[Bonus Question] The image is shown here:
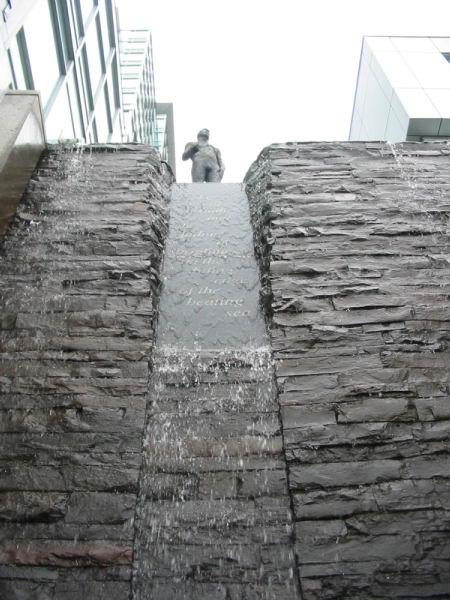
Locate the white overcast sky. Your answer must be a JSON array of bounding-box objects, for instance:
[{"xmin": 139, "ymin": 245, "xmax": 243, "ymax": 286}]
[{"xmin": 116, "ymin": 0, "xmax": 450, "ymax": 182}]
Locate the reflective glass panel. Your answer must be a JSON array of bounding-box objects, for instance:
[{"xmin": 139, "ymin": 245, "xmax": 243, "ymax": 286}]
[
  {"xmin": 1, "ymin": 68, "xmax": 12, "ymax": 90},
  {"xmin": 3, "ymin": 51, "xmax": 15, "ymax": 89},
  {"xmin": 98, "ymin": 0, "xmax": 111, "ymax": 63},
  {"xmin": 79, "ymin": 0, "xmax": 95, "ymax": 25},
  {"xmin": 107, "ymin": 62, "xmax": 119, "ymax": 108},
  {"xmin": 110, "ymin": 111, "xmax": 123, "ymax": 142},
  {"xmin": 77, "ymin": 55, "xmax": 92, "ymax": 118},
  {"xmin": 8, "ymin": 38, "xmax": 27, "ymax": 89},
  {"xmin": 23, "ymin": 0, "xmax": 61, "ymax": 108},
  {"xmin": 94, "ymin": 88, "xmax": 111, "ymax": 141},
  {"xmin": 84, "ymin": 19, "xmax": 103, "ymax": 95},
  {"xmin": 67, "ymin": 70, "xmax": 84, "ymax": 139},
  {"xmin": 45, "ymin": 83, "xmax": 75, "ymax": 141},
  {"xmin": 55, "ymin": 0, "xmax": 73, "ymax": 67}
]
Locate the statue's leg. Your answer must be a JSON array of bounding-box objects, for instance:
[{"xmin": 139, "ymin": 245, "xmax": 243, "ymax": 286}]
[
  {"xmin": 192, "ymin": 161, "xmax": 206, "ymax": 182},
  {"xmin": 205, "ymin": 167, "xmax": 221, "ymax": 182}
]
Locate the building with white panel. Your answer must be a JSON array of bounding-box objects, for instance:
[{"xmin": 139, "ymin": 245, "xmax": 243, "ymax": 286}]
[
  {"xmin": 119, "ymin": 29, "xmax": 176, "ymax": 173},
  {"xmin": 119, "ymin": 28, "xmax": 157, "ymax": 146},
  {"xmin": 155, "ymin": 102, "xmax": 176, "ymax": 176},
  {"xmin": 1, "ymin": 0, "xmax": 124, "ymax": 143},
  {"xmin": 350, "ymin": 36, "xmax": 450, "ymax": 141}
]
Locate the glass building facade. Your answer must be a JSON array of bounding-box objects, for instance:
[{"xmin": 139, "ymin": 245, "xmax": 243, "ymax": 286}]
[
  {"xmin": 155, "ymin": 101, "xmax": 176, "ymax": 176},
  {"xmin": 119, "ymin": 28, "xmax": 157, "ymax": 146},
  {"xmin": 1, "ymin": 0, "xmax": 123, "ymax": 142},
  {"xmin": 350, "ymin": 36, "xmax": 450, "ymax": 142},
  {"xmin": 156, "ymin": 113, "xmax": 168, "ymax": 159}
]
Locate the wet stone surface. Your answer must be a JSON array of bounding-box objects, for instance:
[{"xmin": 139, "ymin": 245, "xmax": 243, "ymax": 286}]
[
  {"xmin": 131, "ymin": 184, "xmax": 300, "ymax": 599},
  {"xmin": 157, "ymin": 183, "xmax": 267, "ymax": 349},
  {"xmin": 3, "ymin": 139, "xmax": 449, "ymax": 599},
  {"xmin": 245, "ymin": 140, "xmax": 450, "ymax": 600},
  {"xmin": 0, "ymin": 144, "xmax": 170, "ymax": 599}
]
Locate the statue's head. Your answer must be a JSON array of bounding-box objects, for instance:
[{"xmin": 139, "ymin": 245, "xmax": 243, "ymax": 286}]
[{"xmin": 197, "ymin": 128, "xmax": 210, "ymax": 142}]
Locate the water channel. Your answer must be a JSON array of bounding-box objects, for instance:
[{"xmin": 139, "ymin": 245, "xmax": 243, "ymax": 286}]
[{"xmin": 132, "ymin": 184, "xmax": 300, "ymax": 599}]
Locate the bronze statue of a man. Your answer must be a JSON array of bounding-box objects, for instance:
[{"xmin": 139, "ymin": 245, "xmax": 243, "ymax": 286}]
[{"xmin": 182, "ymin": 129, "xmax": 225, "ymax": 182}]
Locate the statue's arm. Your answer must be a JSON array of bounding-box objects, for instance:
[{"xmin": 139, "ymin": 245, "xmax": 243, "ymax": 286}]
[
  {"xmin": 216, "ymin": 148, "xmax": 225, "ymax": 173},
  {"xmin": 182, "ymin": 142, "xmax": 197, "ymax": 161}
]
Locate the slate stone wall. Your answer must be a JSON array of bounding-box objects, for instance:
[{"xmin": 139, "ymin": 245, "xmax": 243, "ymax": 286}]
[
  {"xmin": 0, "ymin": 145, "xmax": 170, "ymax": 599},
  {"xmin": 245, "ymin": 141, "xmax": 450, "ymax": 599}
]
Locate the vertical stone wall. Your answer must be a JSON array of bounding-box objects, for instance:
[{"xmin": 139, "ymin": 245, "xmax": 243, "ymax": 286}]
[
  {"xmin": 0, "ymin": 145, "xmax": 169, "ymax": 599},
  {"xmin": 245, "ymin": 141, "xmax": 450, "ymax": 599}
]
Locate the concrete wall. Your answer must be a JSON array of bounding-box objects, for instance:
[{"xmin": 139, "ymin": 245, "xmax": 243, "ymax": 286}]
[
  {"xmin": 0, "ymin": 144, "xmax": 170, "ymax": 599},
  {"xmin": 245, "ymin": 140, "xmax": 450, "ymax": 599},
  {"xmin": 0, "ymin": 90, "xmax": 46, "ymax": 238}
]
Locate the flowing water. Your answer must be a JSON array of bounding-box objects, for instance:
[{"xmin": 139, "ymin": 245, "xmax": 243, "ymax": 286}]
[
  {"xmin": 132, "ymin": 184, "xmax": 300, "ymax": 599},
  {"xmin": 386, "ymin": 141, "xmax": 448, "ymax": 243}
]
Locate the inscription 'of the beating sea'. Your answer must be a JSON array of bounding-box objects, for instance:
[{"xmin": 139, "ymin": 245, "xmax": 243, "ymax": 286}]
[{"xmin": 156, "ymin": 183, "xmax": 267, "ymax": 349}]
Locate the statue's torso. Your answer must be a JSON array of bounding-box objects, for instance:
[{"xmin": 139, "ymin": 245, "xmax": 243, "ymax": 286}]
[{"xmin": 193, "ymin": 143, "xmax": 218, "ymax": 166}]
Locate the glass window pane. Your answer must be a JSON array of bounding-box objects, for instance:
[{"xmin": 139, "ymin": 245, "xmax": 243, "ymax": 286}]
[
  {"xmin": 94, "ymin": 87, "xmax": 111, "ymax": 141},
  {"xmin": 67, "ymin": 71, "xmax": 84, "ymax": 140},
  {"xmin": 98, "ymin": 0, "xmax": 111, "ymax": 63},
  {"xmin": 2, "ymin": 51, "xmax": 15, "ymax": 89},
  {"xmin": 110, "ymin": 120, "xmax": 121, "ymax": 142},
  {"xmin": 76, "ymin": 55, "xmax": 91, "ymax": 121},
  {"xmin": 110, "ymin": 110, "xmax": 123, "ymax": 142},
  {"xmin": 79, "ymin": 0, "xmax": 95, "ymax": 25},
  {"xmin": 73, "ymin": 0, "xmax": 84, "ymax": 38},
  {"xmin": 23, "ymin": 0, "xmax": 61, "ymax": 108},
  {"xmin": 8, "ymin": 37, "xmax": 28, "ymax": 89},
  {"xmin": 104, "ymin": 81, "xmax": 114, "ymax": 122},
  {"xmin": 107, "ymin": 57, "xmax": 120, "ymax": 108},
  {"xmin": 56, "ymin": 0, "xmax": 74, "ymax": 67},
  {"xmin": 45, "ymin": 83, "xmax": 75, "ymax": 141},
  {"xmin": 84, "ymin": 19, "xmax": 103, "ymax": 96}
]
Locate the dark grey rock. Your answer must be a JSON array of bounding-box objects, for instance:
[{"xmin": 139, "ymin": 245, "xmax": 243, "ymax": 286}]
[
  {"xmin": 2, "ymin": 138, "xmax": 450, "ymax": 599},
  {"xmin": 0, "ymin": 145, "xmax": 169, "ymax": 597},
  {"xmin": 245, "ymin": 140, "xmax": 450, "ymax": 599}
]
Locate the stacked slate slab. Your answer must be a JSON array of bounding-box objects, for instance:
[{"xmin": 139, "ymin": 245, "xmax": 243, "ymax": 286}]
[
  {"xmin": 245, "ymin": 141, "xmax": 450, "ymax": 600},
  {"xmin": 132, "ymin": 183, "xmax": 301, "ymax": 599},
  {"xmin": 133, "ymin": 351, "xmax": 300, "ymax": 600},
  {"xmin": 0, "ymin": 145, "xmax": 170, "ymax": 599}
]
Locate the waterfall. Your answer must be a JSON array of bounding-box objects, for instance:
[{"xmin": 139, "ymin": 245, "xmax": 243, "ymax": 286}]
[{"xmin": 131, "ymin": 183, "xmax": 300, "ymax": 599}]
